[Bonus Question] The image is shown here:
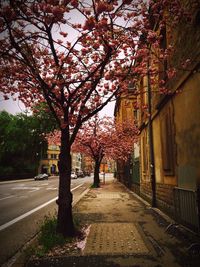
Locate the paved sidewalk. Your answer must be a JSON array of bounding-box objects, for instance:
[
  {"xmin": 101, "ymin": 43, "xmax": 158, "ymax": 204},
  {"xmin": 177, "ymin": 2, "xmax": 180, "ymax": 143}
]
[{"xmin": 27, "ymin": 179, "xmax": 200, "ymax": 267}]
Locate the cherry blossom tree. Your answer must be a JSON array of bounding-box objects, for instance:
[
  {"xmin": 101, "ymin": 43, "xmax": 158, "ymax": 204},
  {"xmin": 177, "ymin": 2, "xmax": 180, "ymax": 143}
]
[
  {"xmin": 73, "ymin": 116, "xmax": 138, "ymax": 187},
  {"xmin": 74, "ymin": 116, "xmax": 112, "ymax": 188},
  {"xmin": 0, "ymin": 0, "xmax": 190, "ymax": 236},
  {"xmin": 0, "ymin": 0, "xmax": 143, "ymax": 237}
]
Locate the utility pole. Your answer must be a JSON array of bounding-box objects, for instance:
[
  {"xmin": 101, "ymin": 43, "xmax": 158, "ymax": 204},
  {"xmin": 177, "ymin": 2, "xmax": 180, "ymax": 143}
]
[{"xmin": 147, "ymin": 57, "xmax": 157, "ymax": 207}]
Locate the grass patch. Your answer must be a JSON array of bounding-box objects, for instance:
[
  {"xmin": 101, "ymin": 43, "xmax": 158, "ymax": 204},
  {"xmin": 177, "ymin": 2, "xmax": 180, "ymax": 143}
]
[
  {"xmin": 38, "ymin": 215, "xmax": 67, "ymax": 253},
  {"xmin": 90, "ymin": 183, "xmax": 100, "ymax": 188},
  {"xmin": 27, "ymin": 213, "xmax": 83, "ymax": 258}
]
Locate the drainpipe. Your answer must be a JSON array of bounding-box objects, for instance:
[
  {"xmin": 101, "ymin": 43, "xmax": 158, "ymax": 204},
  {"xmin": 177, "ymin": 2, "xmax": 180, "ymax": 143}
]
[{"xmin": 147, "ymin": 58, "xmax": 157, "ymax": 207}]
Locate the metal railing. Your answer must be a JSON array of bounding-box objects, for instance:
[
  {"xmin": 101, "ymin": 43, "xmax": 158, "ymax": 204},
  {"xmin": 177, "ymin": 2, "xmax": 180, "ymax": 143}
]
[{"xmin": 173, "ymin": 187, "xmax": 199, "ymax": 232}]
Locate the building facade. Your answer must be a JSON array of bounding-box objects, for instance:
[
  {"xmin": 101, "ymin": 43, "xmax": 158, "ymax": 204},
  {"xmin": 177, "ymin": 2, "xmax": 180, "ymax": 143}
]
[
  {"xmin": 137, "ymin": 2, "xmax": 200, "ymax": 232},
  {"xmin": 100, "ymin": 159, "xmax": 115, "ymax": 173},
  {"xmin": 80, "ymin": 154, "xmax": 93, "ymax": 175},
  {"xmin": 72, "ymin": 152, "xmax": 82, "ymax": 173},
  {"xmin": 38, "ymin": 145, "xmax": 82, "ymax": 176},
  {"xmin": 114, "ymin": 89, "xmax": 140, "ymax": 193},
  {"xmin": 38, "ymin": 144, "xmax": 60, "ymax": 175}
]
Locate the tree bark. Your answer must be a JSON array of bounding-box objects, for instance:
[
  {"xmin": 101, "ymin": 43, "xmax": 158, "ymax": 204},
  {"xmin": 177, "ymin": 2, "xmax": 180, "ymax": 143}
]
[
  {"xmin": 56, "ymin": 128, "xmax": 75, "ymax": 237},
  {"xmin": 93, "ymin": 158, "xmax": 101, "ymax": 188}
]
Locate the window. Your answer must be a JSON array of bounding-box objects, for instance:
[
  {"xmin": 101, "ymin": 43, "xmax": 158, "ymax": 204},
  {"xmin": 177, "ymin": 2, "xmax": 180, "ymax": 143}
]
[
  {"xmin": 128, "ymin": 82, "xmax": 135, "ymax": 92},
  {"xmin": 160, "ymin": 109, "xmax": 174, "ymax": 175},
  {"xmin": 50, "ymin": 154, "xmax": 57, "ymax": 159},
  {"xmin": 195, "ymin": 10, "xmax": 200, "ymax": 26},
  {"xmin": 142, "ymin": 131, "xmax": 149, "ymax": 177}
]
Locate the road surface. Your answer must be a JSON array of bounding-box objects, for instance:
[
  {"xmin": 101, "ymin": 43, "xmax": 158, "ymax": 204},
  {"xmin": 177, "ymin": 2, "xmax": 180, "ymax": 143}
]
[{"xmin": 0, "ymin": 175, "xmax": 92, "ymax": 265}]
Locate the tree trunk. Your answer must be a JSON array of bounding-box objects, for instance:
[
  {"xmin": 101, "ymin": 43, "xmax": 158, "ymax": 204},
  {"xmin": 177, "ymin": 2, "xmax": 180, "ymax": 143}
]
[
  {"xmin": 93, "ymin": 158, "xmax": 101, "ymax": 188},
  {"xmin": 56, "ymin": 128, "xmax": 75, "ymax": 237}
]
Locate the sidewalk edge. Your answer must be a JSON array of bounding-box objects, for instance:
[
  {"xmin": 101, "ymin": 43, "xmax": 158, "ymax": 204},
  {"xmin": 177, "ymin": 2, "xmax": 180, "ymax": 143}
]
[
  {"xmin": 120, "ymin": 182, "xmax": 175, "ymax": 224},
  {"xmin": 121, "ymin": 182, "xmax": 200, "ymax": 239}
]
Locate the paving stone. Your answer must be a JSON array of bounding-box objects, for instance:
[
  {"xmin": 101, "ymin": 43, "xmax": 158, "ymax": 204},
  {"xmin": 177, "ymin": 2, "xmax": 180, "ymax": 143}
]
[
  {"xmin": 96, "ymin": 193, "xmax": 122, "ymax": 199},
  {"xmin": 83, "ymin": 223, "xmax": 149, "ymax": 255}
]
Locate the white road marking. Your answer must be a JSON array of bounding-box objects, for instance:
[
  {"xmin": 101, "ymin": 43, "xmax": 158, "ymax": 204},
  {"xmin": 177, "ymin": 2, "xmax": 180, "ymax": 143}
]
[
  {"xmin": 11, "ymin": 186, "xmax": 40, "ymax": 193},
  {"xmin": 0, "ymin": 195, "xmax": 14, "ymax": 201},
  {"xmin": 71, "ymin": 183, "xmax": 84, "ymax": 191},
  {"xmin": 12, "ymin": 186, "xmax": 39, "ymax": 190},
  {"xmin": 0, "ymin": 197, "xmax": 58, "ymax": 231},
  {"xmin": 0, "ymin": 183, "xmax": 84, "ymax": 231},
  {"xmin": 46, "ymin": 187, "xmax": 58, "ymax": 190},
  {"xmin": 29, "ymin": 188, "xmax": 40, "ymax": 193}
]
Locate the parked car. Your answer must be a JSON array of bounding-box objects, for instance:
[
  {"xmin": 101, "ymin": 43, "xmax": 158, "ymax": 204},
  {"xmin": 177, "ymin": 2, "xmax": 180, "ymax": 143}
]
[
  {"xmin": 77, "ymin": 170, "xmax": 85, "ymax": 178},
  {"xmin": 71, "ymin": 172, "xmax": 77, "ymax": 179},
  {"xmin": 34, "ymin": 173, "xmax": 49, "ymax": 180}
]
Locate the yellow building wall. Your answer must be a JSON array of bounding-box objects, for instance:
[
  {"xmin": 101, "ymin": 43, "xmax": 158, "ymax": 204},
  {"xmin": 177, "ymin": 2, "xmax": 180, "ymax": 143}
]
[
  {"xmin": 39, "ymin": 145, "xmax": 60, "ymax": 174},
  {"xmin": 100, "ymin": 163, "xmax": 108, "ymax": 173},
  {"xmin": 114, "ymin": 90, "xmax": 139, "ymax": 188},
  {"xmin": 115, "ymin": 93, "xmax": 136, "ymax": 123},
  {"xmin": 133, "ymin": 2, "xmax": 200, "ymax": 225},
  {"xmin": 152, "ymin": 102, "xmax": 177, "ymax": 186},
  {"xmin": 152, "ymin": 116, "xmax": 163, "ymax": 184},
  {"xmin": 173, "ymin": 72, "xmax": 200, "ymax": 190},
  {"xmin": 39, "ymin": 145, "xmax": 82, "ymax": 175},
  {"xmin": 140, "ymin": 128, "xmax": 149, "ymax": 182}
]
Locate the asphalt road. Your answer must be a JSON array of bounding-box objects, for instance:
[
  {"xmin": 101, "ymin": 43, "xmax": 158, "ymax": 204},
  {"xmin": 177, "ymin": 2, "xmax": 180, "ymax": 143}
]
[{"xmin": 0, "ymin": 176, "xmax": 92, "ymax": 266}]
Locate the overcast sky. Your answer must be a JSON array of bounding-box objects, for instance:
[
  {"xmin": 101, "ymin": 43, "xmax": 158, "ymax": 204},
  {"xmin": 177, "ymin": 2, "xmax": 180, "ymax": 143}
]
[
  {"xmin": 0, "ymin": 97, "xmax": 26, "ymax": 114},
  {"xmin": 0, "ymin": 96, "xmax": 115, "ymax": 117}
]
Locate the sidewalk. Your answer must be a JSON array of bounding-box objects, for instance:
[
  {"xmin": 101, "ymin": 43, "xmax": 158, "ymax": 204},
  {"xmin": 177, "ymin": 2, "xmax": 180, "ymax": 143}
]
[{"xmin": 26, "ymin": 179, "xmax": 200, "ymax": 267}]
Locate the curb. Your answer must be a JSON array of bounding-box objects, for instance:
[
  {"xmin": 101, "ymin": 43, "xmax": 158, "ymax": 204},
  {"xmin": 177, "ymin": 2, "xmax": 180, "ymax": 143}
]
[
  {"xmin": 0, "ymin": 178, "xmax": 34, "ymax": 184},
  {"xmin": 0, "ymin": 176, "xmax": 58, "ymax": 185},
  {"xmin": 73, "ymin": 188, "xmax": 91, "ymax": 207}
]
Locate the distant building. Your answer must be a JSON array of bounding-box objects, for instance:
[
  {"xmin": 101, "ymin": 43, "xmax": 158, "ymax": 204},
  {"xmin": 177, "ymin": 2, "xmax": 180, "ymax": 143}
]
[
  {"xmin": 72, "ymin": 152, "xmax": 82, "ymax": 173},
  {"xmin": 114, "ymin": 87, "xmax": 140, "ymax": 193},
  {"xmin": 81, "ymin": 154, "xmax": 93, "ymax": 175},
  {"xmin": 39, "ymin": 144, "xmax": 60, "ymax": 175},
  {"xmin": 100, "ymin": 159, "xmax": 115, "ymax": 173},
  {"xmin": 38, "ymin": 145, "xmax": 82, "ymax": 175}
]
